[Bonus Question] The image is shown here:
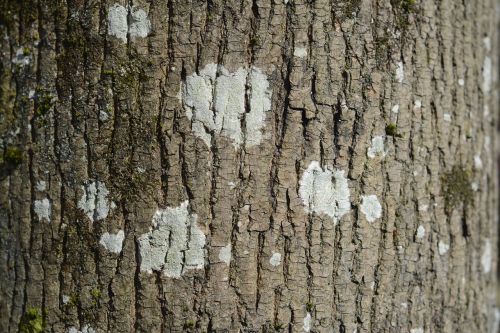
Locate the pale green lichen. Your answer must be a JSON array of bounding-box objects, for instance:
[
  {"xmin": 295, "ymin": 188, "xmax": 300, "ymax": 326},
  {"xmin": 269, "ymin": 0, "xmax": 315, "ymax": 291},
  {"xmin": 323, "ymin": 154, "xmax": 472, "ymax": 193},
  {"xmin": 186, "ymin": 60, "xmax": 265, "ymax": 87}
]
[{"xmin": 18, "ymin": 307, "xmax": 44, "ymax": 333}]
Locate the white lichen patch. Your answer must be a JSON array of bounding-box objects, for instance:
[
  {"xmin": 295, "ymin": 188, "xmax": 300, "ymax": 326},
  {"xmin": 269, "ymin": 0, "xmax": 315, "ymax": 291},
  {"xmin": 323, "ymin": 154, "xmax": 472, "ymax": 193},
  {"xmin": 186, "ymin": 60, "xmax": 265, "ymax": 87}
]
[
  {"xmin": 484, "ymin": 105, "xmax": 490, "ymax": 118},
  {"xmin": 416, "ymin": 225, "xmax": 425, "ymax": 239},
  {"xmin": 212, "ymin": 66, "xmax": 247, "ymax": 146},
  {"xmin": 303, "ymin": 312, "xmax": 312, "ymax": 332},
  {"xmin": 484, "ymin": 36, "xmax": 491, "ymax": 51},
  {"xmin": 458, "ymin": 78, "xmax": 465, "ymax": 86},
  {"xmin": 78, "ymin": 181, "xmax": 113, "ymax": 222},
  {"xmin": 181, "ymin": 63, "xmax": 272, "ymax": 148},
  {"xmin": 483, "ymin": 56, "xmax": 492, "ymax": 93},
  {"xmin": 294, "ymin": 47, "xmax": 308, "ymax": 58},
  {"xmin": 99, "ymin": 230, "xmax": 125, "ymax": 254},
  {"xmin": 395, "ymin": 61, "xmax": 404, "ymax": 83},
  {"xmin": 438, "ymin": 240, "xmax": 449, "ymax": 255},
  {"xmin": 129, "ymin": 7, "xmax": 151, "ymax": 38},
  {"xmin": 298, "ymin": 161, "xmax": 350, "ymax": 224},
  {"xmin": 410, "ymin": 328, "xmax": 424, "ymax": 333},
  {"xmin": 246, "ymin": 67, "xmax": 273, "ymax": 147},
  {"xmin": 62, "ymin": 295, "xmax": 70, "ymax": 304},
  {"xmin": 36, "ymin": 180, "xmax": 46, "ymax": 191},
  {"xmin": 360, "ymin": 195, "xmax": 382, "ymax": 223},
  {"xmin": 391, "ymin": 104, "xmax": 399, "ymax": 114},
  {"xmin": 107, "ymin": 4, "xmax": 151, "ymax": 43},
  {"xmin": 471, "ymin": 182, "xmax": 479, "ymax": 192},
  {"xmin": 418, "ymin": 204, "xmax": 428, "ymax": 212},
  {"xmin": 34, "ymin": 198, "xmax": 51, "ymax": 222},
  {"xmin": 107, "ymin": 4, "xmax": 128, "ymax": 42},
  {"xmin": 474, "ymin": 154, "xmax": 483, "ymax": 170},
  {"xmin": 481, "ymin": 239, "xmax": 492, "ymax": 273},
  {"xmin": 218, "ymin": 243, "xmax": 232, "ymax": 266},
  {"xmin": 367, "ymin": 136, "xmax": 386, "ymax": 159},
  {"xmin": 137, "ymin": 201, "xmax": 206, "ymax": 278},
  {"xmin": 12, "ymin": 47, "xmax": 31, "ymax": 66},
  {"xmin": 99, "ymin": 110, "xmax": 109, "ymax": 121},
  {"xmin": 68, "ymin": 325, "xmax": 96, "ymax": 333},
  {"xmin": 269, "ymin": 252, "xmax": 282, "ymax": 266},
  {"xmin": 414, "ymin": 100, "xmax": 422, "ymax": 109},
  {"xmin": 443, "ymin": 113, "xmax": 451, "ymax": 122}
]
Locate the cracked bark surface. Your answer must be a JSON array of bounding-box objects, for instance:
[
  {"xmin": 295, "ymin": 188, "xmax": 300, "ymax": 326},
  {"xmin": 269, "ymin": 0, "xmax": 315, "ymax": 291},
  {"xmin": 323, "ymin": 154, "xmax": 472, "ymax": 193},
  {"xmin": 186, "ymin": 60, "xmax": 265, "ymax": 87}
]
[{"xmin": 0, "ymin": 0, "xmax": 498, "ymax": 332}]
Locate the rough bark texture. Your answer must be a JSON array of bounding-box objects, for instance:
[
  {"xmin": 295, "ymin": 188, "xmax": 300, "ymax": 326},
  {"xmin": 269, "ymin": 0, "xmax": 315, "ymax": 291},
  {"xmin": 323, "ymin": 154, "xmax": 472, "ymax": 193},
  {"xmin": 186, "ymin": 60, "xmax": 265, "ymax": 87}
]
[{"xmin": 0, "ymin": 0, "xmax": 498, "ymax": 332}]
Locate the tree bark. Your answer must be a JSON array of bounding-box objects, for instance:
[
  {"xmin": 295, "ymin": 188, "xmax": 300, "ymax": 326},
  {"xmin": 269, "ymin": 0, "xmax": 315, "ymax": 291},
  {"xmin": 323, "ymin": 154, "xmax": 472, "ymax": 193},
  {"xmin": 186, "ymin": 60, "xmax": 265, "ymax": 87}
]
[{"xmin": 0, "ymin": 0, "xmax": 498, "ymax": 332}]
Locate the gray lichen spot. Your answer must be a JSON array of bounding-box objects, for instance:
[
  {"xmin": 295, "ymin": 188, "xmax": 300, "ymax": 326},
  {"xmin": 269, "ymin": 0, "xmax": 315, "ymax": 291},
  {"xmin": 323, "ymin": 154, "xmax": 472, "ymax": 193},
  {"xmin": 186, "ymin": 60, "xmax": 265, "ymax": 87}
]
[
  {"xmin": 12, "ymin": 47, "xmax": 31, "ymax": 66},
  {"xmin": 483, "ymin": 56, "xmax": 492, "ymax": 93},
  {"xmin": 107, "ymin": 4, "xmax": 151, "ymax": 43},
  {"xmin": 303, "ymin": 312, "xmax": 312, "ymax": 332},
  {"xmin": 78, "ymin": 181, "xmax": 113, "ymax": 222},
  {"xmin": 481, "ymin": 239, "xmax": 492, "ymax": 273},
  {"xmin": 416, "ymin": 225, "xmax": 425, "ymax": 239},
  {"xmin": 299, "ymin": 161, "xmax": 350, "ymax": 224},
  {"xmin": 474, "ymin": 154, "xmax": 483, "ymax": 170},
  {"xmin": 214, "ymin": 67, "xmax": 247, "ymax": 147},
  {"xmin": 99, "ymin": 230, "xmax": 125, "ymax": 254},
  {"xmin": 395, "ymin": 61, "xmax": 404, "ymax": 83},
  {"xmin": 137, "ymin": 201, "xmax": 206, "ymax": 278},
  {"xmin": 367, "ymin": 136, "xmax": 386, "ymax": 159},
  {"xmin": 129, "ymin": 7, "xmax": 151, "ymax": 38},
  {"xmin": 218, "ymin": 243, "xmax": 232, "ymax": 266},
  {"xmin": 293, "ymin": 47, "xmax": 308, "ymax": 58},
  {"xmin": 438, "ymin": 240, "xmax": 449, "ymax": 255},
  {"xmin": 181, "ymin": 63, "xmax": 272, "ymax": 148},
  {"xmin": 107, "ymin": 4, "xmax": 128, "ymax": 42},
  {"xmin": 410, "ymin": 328, "xmax": 424, "ymax": 333},
  {"xmin": 34, "ymin": 198, "xmax": 51, "ymax": 222},
  {"xmin": 246, "ymin": 67, "xmax": 273, "ymax": 147},
  {"xmin": 67, "ymin": 325, "xmax": 96, "ymax": 333},
  {"xmin": 360, "ymin": 195, "xmax": 382, "ymax": 223},
  {"xmin": 269, "ymin": 252, "xmax": 282, "ymax": 266},
  {"xmin": 35, "ymin": 180, "xmax": 46, "ymax": 192}
]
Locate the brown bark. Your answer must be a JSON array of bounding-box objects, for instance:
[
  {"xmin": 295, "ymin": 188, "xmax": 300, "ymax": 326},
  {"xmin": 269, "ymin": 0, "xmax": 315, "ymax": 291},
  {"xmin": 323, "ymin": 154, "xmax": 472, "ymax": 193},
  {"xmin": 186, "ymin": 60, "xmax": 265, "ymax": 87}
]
[{"xmin": 0, "ymin": 0, "xmax": 498, "ymax": 332}]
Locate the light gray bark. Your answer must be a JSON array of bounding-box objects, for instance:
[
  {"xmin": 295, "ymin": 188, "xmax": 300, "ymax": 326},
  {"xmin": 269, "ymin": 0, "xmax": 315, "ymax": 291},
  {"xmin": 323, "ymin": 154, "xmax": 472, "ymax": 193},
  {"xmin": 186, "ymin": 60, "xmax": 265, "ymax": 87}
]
[{"xmin": 0, "ymin": 0, "xmax": 498, "ymax": 332}]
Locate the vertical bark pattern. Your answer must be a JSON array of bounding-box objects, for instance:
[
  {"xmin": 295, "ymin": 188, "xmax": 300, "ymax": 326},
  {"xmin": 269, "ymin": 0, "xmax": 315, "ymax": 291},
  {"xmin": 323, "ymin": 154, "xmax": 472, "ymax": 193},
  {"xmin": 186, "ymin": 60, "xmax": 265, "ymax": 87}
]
[{"xmin": 0, "ymin": 0, "xmax": 498, "ymax": 332}]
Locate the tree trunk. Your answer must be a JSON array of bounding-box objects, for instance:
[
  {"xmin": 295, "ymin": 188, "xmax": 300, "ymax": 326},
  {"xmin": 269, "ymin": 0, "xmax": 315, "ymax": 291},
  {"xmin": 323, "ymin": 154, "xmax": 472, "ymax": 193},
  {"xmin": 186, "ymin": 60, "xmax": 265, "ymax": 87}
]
[{"xmin": 0, "ymin": 0, "xmax": 498, "ymax": 332}]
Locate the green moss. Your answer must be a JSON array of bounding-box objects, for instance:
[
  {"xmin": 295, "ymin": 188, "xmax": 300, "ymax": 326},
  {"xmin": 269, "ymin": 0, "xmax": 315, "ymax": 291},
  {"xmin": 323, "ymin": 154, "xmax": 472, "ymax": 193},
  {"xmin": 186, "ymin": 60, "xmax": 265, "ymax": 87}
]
[
  {"xmin": 90, "ymin": 288, "xmax": 101, "ymax": 307},
  {"xmin": 306, "ymin": 301, "xmax": 314, "ymax": 312},
  {"xmin": 4, "ymin": 146, "xmax": 23, "ymax": 165},
  {"xmin": 18, "ymin": 307, "xmax": 44, "ymax": 333},
  {"xmin": 273, "ymin": 322, "xmax": 285, "ymax": 331},
  {"xmin": 441, "ymin": 165, "xmax": 473, "ymax": 211},
  {"xmin": 64, "ymin": 293, "xmax": 79, "ymax": 308},
  {"xmin": 385, "ymin": 123, "xmax": 403, "ymax": 138},
  {"xmin": 183, "ymin": 320, "xmax": 195, "ymax": 329},
  {"xmin": 35, "ymin": 90, "xmax": 54, "ymax": 116},
  {"xmin": 90, "ymin": 288, "xmax": 101, "ymax": 299},
  {"xmin": 401, "ymin": 0, "xmax": 417, "ymax": 12}
]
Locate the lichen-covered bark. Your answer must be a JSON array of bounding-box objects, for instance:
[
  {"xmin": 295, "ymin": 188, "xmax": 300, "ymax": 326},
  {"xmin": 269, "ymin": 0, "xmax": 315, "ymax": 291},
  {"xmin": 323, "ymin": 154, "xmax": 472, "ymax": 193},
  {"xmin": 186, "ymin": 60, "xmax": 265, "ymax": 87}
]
[{"xmin": 0, "ymin": 0, "xmax": 498, "ymax": 332}]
